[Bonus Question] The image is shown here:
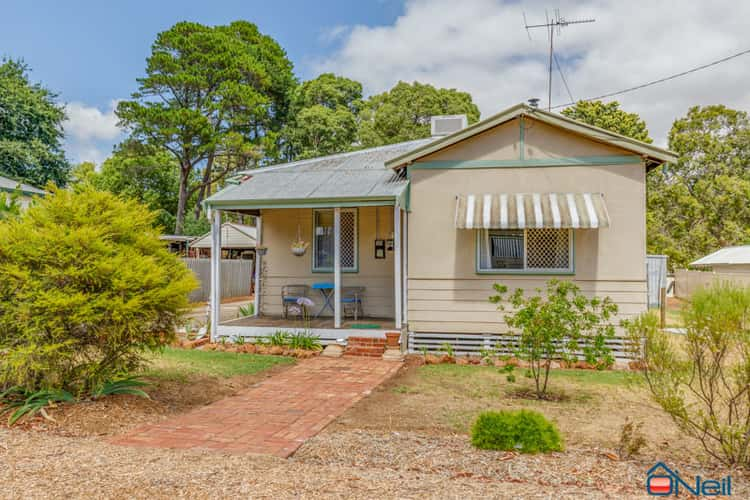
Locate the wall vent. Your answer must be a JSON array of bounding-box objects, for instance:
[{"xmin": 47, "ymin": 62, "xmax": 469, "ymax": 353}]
[{"xmin": 430, "ymin": 114, "xmax": 467, "ymax": 137}]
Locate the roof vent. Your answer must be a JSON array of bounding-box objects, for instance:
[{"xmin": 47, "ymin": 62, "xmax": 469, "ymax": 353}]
[
  {"xmin": 528, "ymin": 98, "xmax": 540, "ymax": 108},
  {"xmin": 430, "ymin": 114, "xmax": 467, "ymax": 137}
]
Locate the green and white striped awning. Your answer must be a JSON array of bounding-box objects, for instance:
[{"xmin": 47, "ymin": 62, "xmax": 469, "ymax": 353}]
[{"xmin": 455, "ymin": 193, "xmax": 610, "ymax": 229}]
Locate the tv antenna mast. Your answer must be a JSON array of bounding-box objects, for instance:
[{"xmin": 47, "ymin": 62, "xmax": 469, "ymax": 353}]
[{"xmin": 524, "ymin": 9, "xmax": 595, "ymax": 110}]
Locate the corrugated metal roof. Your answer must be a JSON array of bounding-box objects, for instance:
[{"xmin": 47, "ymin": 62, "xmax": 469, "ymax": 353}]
[
  {"xmin": 205, "ymin": 139, "xmax": 432, "ymax": 207},
  {"xmin": 190, "ymin": 222, "xmax": 257, "ymax": 249},
  {"xmin": 0, "ymin": 175, "xmax": 45, "ymax": 195},
  {"xmin": 691, "ymin": 246, "xmax": 750, "ymax": 266}
]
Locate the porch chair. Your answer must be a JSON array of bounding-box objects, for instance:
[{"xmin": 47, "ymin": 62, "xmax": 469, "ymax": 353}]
[
  {"xmin": 281, "ymin": 285, "xmax": 310, "ymax": 319},
  {"xmin": 341, "ymin": 286, "xmax": 365, "ymax": 320}
]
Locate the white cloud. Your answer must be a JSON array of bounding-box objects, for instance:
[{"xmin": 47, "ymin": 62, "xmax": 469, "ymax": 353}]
[
  {"xmin": 62, "ymin": 100, "xmax": 124, "ymax": 164},
  {"xmin": 317, "ymin": 0, "xmax": 750, "ymax": 146}
]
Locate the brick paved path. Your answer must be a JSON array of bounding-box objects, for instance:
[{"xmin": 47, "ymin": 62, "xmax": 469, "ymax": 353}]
[{"xmin": 110, "ymin": 357, "xmax": 401, "ymax": 457}]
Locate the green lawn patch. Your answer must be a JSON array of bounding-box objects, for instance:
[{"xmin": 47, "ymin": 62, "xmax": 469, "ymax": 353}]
[{"xmin": 142, "ymin": 347, "xmax": 295, "ymax": 381}]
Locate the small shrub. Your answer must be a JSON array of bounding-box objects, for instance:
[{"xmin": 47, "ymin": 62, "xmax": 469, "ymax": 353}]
[
  {"xmin": 617, "ymin": 418, "xmax": 646, "ymax": 459},
  {"xmin": 626, "ymin": 283, "xmax": 750, "ymax": 467},
  {"xmin": 238, "ymin": 303, "xmax": 254, "ymax": 317},
  {"xmin": 92, "ymin": 376, "xmax": 149, "ymax": 399},
  {"xmin": 490, "ymin": 280, "xmax": 618, "ymax": 399},
  {"xmin": 440, "ymin": 342, "xmax": 455, "ymax": 357},
  {"xmin": 0, "ymin": 387, "xmax": 75, "ymax": 425},
  {"xmin": 269, "ymin": 331, "xmax": 291, "ymax": 346},
  {"xmin": 287, "ymin": 332, "xmax": 322, "ymax": 351},
  {"xmin": 471, "ymin": 410, "xmax": 563, "ymax": 453},
  {"xmin": 506, "ymin": 373, "xmax": 516, "ymax": 383}
]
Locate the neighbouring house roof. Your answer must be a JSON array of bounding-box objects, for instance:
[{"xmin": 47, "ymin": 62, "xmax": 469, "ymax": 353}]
[
  {"xmin": 159, "ymin": 235, "xmax": 195, "ymax": 243},
  {"xmin": 691, "ymin": 246, "xmax": 750, "ymax": 267},
  {"xmin": 204, "ymin": 139, "xmax": 432, "ymax": 209},
  {"xmin": 190, "ymin": 222, "xmax": 257, "ymax": 249},
  {"xmin": 455, "ymin": 192, "xmax": 610, "ymax": 229},
  {"xmin": 0, "ymin": 175, "xmax": 46, "ymax": 196},
  {"xmin": 385, "ymin": 103, "xmax": 678, "ymax": 169}
]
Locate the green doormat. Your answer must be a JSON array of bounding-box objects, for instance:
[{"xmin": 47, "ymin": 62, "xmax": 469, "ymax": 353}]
[{"xmin": 350, "ymin": 323, "xmax": 382, "ymax": 329}]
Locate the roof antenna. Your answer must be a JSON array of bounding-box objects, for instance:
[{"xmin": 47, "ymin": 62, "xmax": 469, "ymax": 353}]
[{"xmin": 523, "ymin": 9, "xmax": 595, "ymax": 111}]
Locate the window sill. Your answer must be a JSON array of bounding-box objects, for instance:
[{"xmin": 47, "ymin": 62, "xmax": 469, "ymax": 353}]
[{"xmin": 476, "ymin": 269, "xmax": 575, "ymax": 276}]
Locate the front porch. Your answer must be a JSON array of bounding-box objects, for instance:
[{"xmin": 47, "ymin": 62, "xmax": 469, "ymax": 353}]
[{"xmin": 218, "ymin": 314, "xmax": 397, "ymax": 343}]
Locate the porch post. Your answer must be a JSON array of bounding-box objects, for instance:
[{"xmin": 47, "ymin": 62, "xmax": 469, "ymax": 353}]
[
  {"xmin": 402, "ymin": 210, "xmax": 408, "ymax": 325},
  {"xmin": 210, "ymin": 209, "xmax": 222, "ymax": 340},
  {"xmin": 253, "ymin": 215, "xmax": 262, "ymax": 317},
  {"xmin": 394, "ymin": 205, "xmax": 402, "ymax": 329},
  {"xmin": 333, "ymin": 207, "xmax": 342, "ymax": 328}
]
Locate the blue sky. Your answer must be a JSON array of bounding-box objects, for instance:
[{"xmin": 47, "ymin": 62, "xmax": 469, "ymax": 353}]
[
  {"xmin": 3, "ymin": 0, "xmax": 750, "ymax": 163},
  {"xmin": 1, "ymin": 0, "xmax": 403, "ymax": 109},
  {"xmin": 1, "ymin": 0, "xmax": 405, "ymax": 163}
]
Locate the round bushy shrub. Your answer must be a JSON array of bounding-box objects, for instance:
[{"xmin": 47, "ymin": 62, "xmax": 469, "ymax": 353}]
[
  {"xmin": 471, "ymin": 410, "xmax": 563, "ymax": 453},
  {"xmin": 0, "ymin": 187, "xmax": 197, "ymax": 394}
]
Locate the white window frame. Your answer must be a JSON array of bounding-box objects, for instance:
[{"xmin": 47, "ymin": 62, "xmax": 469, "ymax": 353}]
[
  {"xmin": 312, "ymin": 208, "xmax": 358, "ymax": 273},
  {"xmin": 476, "ymin": 228, "xmax": 574, "ymax": 274}
]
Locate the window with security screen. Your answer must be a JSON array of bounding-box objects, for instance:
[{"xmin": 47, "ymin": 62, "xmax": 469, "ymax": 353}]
[
  {"xmin": 313, "ymin": 208, "xmax": 358, "ymax": 272},
  {"xmin": 477, "ymin": 228, "xmax": 572, "ymax": 273}
]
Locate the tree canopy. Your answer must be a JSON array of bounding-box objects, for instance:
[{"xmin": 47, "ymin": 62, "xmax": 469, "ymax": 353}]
[
  {"xmin": 282, "ymin": 73, "xmax": 362, "ymax": 160},
  {"xmin": 562, "ymin": 100, "xmax": 750, "ymax": 269},
  {"xmin": 648, "ymin": 105, "xmax": 750, "ymax": 268},
  {"xmin": 561, "ymin": 100, "xmax": 651, "ymax": 143},
  {"xmin": 357, "ymin": 81, "xmax": 481, "ymax": 148},
  {"xmin": 116, "ymin": 21, "xmax": 296, "ymax": 234},
  {"xmin": 0, "ymin": 59, "xmax": 69, "ymax": 187}
]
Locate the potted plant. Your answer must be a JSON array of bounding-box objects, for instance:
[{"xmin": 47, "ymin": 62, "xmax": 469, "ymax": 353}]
[{"xmin": 291, "ymin": 240, "xmax": 309, "ymax": 256}]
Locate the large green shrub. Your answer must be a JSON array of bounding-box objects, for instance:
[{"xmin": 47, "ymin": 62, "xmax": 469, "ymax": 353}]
[
  {"xmin": 0, "ymin": 186, "xmax": 197, "ymax": 394},
  {"xmin": 626, "ymin": 283, "xmax": 750, "ymax": 467},
  {"xmin": 471, "ymin": 409, "xmax": 563, "ymax": 453},
  {"xmin": 490, "ymin": 279, "xmax": 618, "ymax": 398}
]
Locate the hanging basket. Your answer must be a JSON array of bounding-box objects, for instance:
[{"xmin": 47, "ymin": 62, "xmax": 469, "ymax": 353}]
[{"xmin": 291, "ymin": 241, "xmax": 309, "ymax": 257}]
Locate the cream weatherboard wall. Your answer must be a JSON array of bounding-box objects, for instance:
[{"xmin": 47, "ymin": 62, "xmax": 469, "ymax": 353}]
[
  {"xmin": 406, "ymin": 116, "xmax": 648, "ymax": 335},
  {"xmin": 258, "ymin": 206, "xmax": 396, "ymax": 318}
]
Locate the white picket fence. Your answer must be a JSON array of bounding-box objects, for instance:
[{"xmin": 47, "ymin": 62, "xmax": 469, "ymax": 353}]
[{"xmin": 182, "ymin": 258, "xmax": 253, "ymax": 302}]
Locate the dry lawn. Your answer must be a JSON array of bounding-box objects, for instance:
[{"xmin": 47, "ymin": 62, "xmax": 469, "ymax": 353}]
[{"xmin": 2, "ymin": 353, "xmax": 749, "ymax": 499}]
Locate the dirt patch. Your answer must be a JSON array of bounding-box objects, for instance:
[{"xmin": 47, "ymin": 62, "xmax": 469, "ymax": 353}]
[
  {"xmin": 295, "ymin": 429, "xmax": 750, "ymax": 498},
  {"xmin": 330, "ymin": 361, "xmax": 698, "ymax": 464},
  {"xmin": 2, "ymin": 364, "xmax": 291, "ymax": 438}
]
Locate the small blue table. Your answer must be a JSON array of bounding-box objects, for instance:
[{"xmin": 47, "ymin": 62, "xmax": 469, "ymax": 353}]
[{"xmin": 312, "ymin": 282, "xmax": 335, "ymax": 318}]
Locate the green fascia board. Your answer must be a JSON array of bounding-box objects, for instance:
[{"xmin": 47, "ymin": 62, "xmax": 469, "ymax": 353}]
[
  {"xmin": 385, "ymin": 103, "xmax": 677, "ymax": 168},
  {"xmin": 0, "ymin": 186, "xmax": 45, "ymax": 197},
  {"xmin": 206, "ymin": 196, "xmax": 398, "ymax": 210},
  {"xmin": 409, "ymin": 155, "xmax": 643, "ymax": 170}
]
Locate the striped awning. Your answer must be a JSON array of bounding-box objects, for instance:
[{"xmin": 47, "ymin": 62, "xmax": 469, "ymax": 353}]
[{"xmin": 455, "ymin": 193, "xmax": 610, "ymax": 229}]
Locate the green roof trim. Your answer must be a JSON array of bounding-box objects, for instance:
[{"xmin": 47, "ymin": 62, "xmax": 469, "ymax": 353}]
[
  {"xmin": 409, "ymin": 155, "xmax": 643, "ymax": 170},
  {"xmin": 207, "ymin": 196, "xmax": 399, "ymax": 210},
  {"xmin": 385, "ymin": 103, "xmax": 677, "ymax": 169}
]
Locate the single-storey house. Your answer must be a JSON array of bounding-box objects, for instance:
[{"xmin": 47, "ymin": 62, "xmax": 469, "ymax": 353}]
[
  {"xmin": 190, "ymin": 222, "xmax": 257, "ymax": 259},
  {"xmin": 0, "ymin": 174, "xmax": 45, "ymax": 210},
  {"xmin": 690, "ymin": 246, "xmax": 750, "ymax": 273},
  {"xmin": 203, "ymin": 103, "xmax": 676, "ymax": 354}
]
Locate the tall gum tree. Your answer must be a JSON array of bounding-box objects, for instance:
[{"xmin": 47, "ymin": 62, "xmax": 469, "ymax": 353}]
[{"xmin": 116, "ymin": 21, "xmax": 295, "ymax": 234}]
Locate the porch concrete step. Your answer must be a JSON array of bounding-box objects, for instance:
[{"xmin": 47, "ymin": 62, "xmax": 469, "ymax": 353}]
[{"xmin": 344, "ymin": 336, "xmax": 386, "ymax": 357}]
